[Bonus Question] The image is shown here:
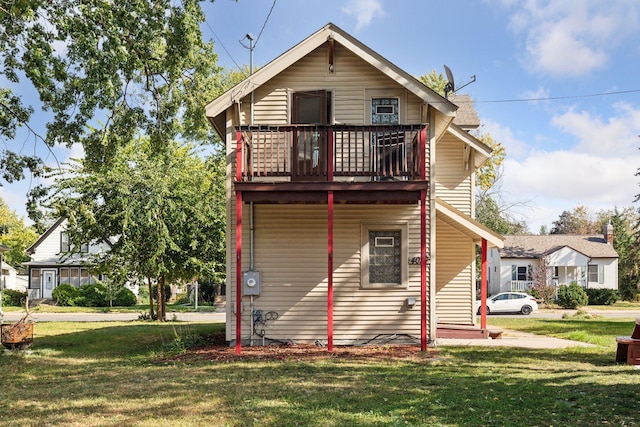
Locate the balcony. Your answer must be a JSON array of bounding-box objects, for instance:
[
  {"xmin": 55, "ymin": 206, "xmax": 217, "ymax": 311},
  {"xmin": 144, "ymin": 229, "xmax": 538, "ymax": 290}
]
[{"xmin": 235, "ymin": 124, "xmax": 427, "ymax": 183}]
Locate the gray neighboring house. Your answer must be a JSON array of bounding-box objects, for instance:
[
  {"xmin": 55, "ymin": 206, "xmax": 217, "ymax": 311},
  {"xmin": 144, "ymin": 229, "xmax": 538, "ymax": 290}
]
[{"xmin": 487, "ymin": 224, "xmax": 618, "ymax": 295}]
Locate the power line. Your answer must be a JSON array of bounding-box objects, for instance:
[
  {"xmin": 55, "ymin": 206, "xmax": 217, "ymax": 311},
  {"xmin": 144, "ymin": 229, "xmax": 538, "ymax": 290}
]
[
  {"xmin": 476, "ymin": 88, "xmax": 640, "ymax": 104},
  {"xmin": 253, "ymin": 0, "xmax": 277, "ymax": 48},
  {"xmin": 203, "ymin": 20, "xmax": 242, "ymax": 71}
]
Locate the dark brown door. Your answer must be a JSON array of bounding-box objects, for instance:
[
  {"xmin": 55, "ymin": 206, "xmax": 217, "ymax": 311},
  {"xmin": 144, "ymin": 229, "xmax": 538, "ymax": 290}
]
[{"xmin": 292, "ymin": 91, "xmax": 329, "ymax": 180}]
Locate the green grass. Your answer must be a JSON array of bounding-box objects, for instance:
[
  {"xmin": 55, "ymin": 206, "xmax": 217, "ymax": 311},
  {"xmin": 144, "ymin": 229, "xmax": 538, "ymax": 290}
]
[{"xmin": 1, "ymin": 320, "xmax": 639, "ymax": 426}]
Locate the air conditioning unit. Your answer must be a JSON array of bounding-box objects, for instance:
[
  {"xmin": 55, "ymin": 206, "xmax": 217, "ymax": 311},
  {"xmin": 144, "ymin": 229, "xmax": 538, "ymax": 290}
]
[{"xmin": 243, "ymin": 270, "xmax": 261, "ymax": 296}]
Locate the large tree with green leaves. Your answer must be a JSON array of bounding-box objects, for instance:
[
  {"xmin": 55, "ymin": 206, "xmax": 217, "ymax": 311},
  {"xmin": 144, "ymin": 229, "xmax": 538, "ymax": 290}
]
[
  {"xmin": 50, "ymin": 139, "xmax": 226, "ymax": 320},
  {"xmin": 2, "ymin": 0, "xmax": 223, "ymax": 199},
  {"xmin": 0, "ymin": 198, "xmax": 38, "ymax": 269}
]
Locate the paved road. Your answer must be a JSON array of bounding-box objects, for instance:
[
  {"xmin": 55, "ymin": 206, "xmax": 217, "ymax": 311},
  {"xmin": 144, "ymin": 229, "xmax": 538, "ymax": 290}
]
[
  {"xmin": 0, "ymin": 310, "xmax": 226, "ymax": 323},
  {"xmin": 2, "ymin": 307, "xmax": 637, "ymax": 323}
]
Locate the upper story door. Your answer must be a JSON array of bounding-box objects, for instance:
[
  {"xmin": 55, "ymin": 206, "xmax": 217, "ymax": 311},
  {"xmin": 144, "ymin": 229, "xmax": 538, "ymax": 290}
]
[{"xmin": 292, "ymin": 90, "xmax": 330, "ymax": 181}]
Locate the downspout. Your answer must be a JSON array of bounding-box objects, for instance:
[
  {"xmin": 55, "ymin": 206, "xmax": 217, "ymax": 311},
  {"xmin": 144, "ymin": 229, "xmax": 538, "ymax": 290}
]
[
  {"xmin": 327, "ymin": 127, "xmax": 334, "ymax": 351},
  {"xmin": 427, "ymin": 106, "xmax": 438, "ymax": 344},
  {"xmin": 235, "ymin": 130, "xmax": 244, "ymax": 355},
  {"xmin": 420, "ymin": 125, "xmax": 427, "ymax": 351}
]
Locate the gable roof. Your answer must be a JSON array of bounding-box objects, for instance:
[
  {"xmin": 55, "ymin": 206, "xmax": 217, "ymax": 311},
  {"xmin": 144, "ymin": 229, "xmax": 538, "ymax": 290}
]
[
  {"xmin": 445, "ymin": 123, "xmax": 492, "ymax": 169},
  {"xmin": 436, "ymin": 198, "xmax": 504, "ymax": 248},
  {"xmin": 499, "ymin": 235, "xmax": 618, "ymax": 259},
  {"xmin": 25, "ymin": 217, "xmax": 65, "ymax": 255},
  {"xmin": 205, "ymin": 22, "xmax": 457, "ymax": 123}
]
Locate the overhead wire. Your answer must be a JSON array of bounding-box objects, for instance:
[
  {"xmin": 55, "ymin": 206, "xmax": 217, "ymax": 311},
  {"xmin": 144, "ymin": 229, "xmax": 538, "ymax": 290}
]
[{"xmin": 253, "ymin": 0, "xmax": 277, "ymax": 48}]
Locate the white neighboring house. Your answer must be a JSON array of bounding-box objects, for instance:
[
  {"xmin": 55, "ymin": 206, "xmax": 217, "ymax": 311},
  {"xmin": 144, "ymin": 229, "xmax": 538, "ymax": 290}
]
[
  {"xmin": 488, "ymin": 224, "xmax": 619, "ymax": 295},
  {"xmin": 0, "ymin": 243, "xmax": 20, "ymax": 292},
  {"xmin": 24, "ymin": 218, "xmax": 112, "ymax": 300},
  {"xmin": 2, "ymin": 261, "xmax": 22, "ymax": 291}
]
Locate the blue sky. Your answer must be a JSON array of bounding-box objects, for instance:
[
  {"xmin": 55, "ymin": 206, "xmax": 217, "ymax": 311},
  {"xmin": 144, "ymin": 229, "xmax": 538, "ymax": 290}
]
[{"xmin": 4, "ymin": 0, "xmax": 640, "ymax": 233}]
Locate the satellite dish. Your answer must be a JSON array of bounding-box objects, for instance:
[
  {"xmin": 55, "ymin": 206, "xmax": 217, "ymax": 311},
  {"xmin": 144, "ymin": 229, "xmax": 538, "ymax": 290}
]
[
  {"xmin": 444, "ymin": 64, "xmax": 455, "ymax": 98},
  {"xmin": 443, "ymin": 64, "xmax": 476, "ymax": 98}
]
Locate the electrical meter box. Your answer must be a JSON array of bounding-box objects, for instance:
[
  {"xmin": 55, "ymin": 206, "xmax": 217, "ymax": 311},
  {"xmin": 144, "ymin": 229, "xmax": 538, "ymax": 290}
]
[{"xmin": 243, "ymin": 270, "xmax": 261, "ymax": 296}]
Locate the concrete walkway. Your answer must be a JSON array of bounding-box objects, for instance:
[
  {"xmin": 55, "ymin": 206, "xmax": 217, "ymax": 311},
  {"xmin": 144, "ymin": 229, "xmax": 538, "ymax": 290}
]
[{"xmin": 437, "ymin": 328, "xmax": 597, "ymax": 349}]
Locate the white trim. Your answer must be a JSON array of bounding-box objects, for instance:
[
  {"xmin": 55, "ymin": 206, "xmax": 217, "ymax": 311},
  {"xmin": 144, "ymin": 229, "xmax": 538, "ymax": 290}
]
[{"xmin": 361, "ymin": 222, "xmax": 408, "ymax": 289}]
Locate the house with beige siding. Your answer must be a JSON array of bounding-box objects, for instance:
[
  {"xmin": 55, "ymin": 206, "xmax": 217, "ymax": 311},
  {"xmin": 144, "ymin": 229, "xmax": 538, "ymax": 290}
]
[
  {"xmin": 205, "ymin": 23, "xmax": 503, "ymax": 352},
  {"xmin": 488, "ymin": 224, "xmax": 618, "ymax": 294}
]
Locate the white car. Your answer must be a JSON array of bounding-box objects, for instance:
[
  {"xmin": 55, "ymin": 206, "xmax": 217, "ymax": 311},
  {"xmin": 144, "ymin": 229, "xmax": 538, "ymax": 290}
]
[{"xmin": 476, "ymin": 292, "xmax": 539, "ymax": 315}]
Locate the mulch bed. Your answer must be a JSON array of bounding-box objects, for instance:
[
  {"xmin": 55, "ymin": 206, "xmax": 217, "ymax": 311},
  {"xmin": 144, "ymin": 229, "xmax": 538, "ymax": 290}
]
[{"xmin": 160, "ymin": 332, "xmax": 439, "ymax": 363}]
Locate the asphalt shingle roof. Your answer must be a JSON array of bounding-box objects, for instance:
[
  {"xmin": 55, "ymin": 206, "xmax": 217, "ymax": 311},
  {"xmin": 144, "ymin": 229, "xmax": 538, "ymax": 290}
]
[
  {"xmin": 449, "ymin": 94, "xmax": 480, "ymax": 129},
  {"xmin": 499, "ymin": 234, "xmax": 618, "ymax": 259}
]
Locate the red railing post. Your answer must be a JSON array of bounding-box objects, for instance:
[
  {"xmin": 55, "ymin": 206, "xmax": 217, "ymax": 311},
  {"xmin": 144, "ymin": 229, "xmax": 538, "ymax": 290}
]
[
  {"xmin": 327, "ymin": 126, "xmax": 334, "ymax": 181},
  {"xmin": 419, "ymin": 127, "xmax": 427, "ymax": 181},
  {"xmin": 236, "ymin": 130, "xmax": 243, "ymax": 182}
]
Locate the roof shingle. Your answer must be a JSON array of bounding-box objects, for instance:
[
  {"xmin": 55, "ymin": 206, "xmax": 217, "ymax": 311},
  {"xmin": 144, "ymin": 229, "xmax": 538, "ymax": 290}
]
[{"xmin": 499, "ymin": 234, "xmax": 618, "ymax": 259}]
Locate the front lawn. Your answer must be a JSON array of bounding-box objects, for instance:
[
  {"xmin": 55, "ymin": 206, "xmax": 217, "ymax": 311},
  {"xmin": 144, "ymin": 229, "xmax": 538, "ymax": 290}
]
[
  {"xmin": 1, "ymin": 319, "xmax": 639, "ymax": 426},
  {"xmin": 487, "ymin": 315, "xmax": 639, "ymax": 348}
]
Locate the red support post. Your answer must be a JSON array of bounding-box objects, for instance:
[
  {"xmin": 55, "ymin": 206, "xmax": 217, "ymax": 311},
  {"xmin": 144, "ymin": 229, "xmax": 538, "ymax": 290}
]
[
  {"xmin": 327, "ymin": 190, "xmax": 334, "ymax": 351},
  {"xmin": 420, "ymin": 189, "xmax": 427, "ymax": 351},
  {"xmin": 481, "ymin": 238, "xmax": 488, "ymax": 330}
]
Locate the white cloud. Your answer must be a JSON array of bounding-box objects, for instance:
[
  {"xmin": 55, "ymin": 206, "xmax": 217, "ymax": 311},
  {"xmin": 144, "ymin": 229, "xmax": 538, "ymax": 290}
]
[
  {"xmin": 481, "ymin": 119, "xmax": 530, "ymax": 160},
  {"xmin": 341, "ymin": 0, "xmax": 385, "ymax": 31},
  {"xmin": 493, "ymin": 101, "xmax": 640, "ymax": 231},
  {"xmin": 506, "ymin": 0, "xmax": 640, "ymax": 76},
  {"xmin": 551, "ymin": 103, "xmax": 640, "ymax": 156},
  {"xmin": 500, "ymin": 150, "xmax": 640, "ymax": 231}
]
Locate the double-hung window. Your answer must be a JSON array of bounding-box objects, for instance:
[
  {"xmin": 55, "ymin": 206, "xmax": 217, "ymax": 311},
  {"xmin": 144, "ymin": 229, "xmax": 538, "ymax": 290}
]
[{"xmin": 588, "ymin": 265, "xmax": 604, "ymax": 284}]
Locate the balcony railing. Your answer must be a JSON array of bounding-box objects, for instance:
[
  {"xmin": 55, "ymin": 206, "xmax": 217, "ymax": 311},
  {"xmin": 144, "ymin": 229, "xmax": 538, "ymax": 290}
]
[{"xmin": 235, "ymin": 125, "xmax": 427, "ymax": 182}]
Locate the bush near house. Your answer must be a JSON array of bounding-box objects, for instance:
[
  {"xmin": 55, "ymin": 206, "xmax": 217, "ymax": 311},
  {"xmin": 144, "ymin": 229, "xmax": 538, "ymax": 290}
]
[
  {"xmin": 52, "ymin": 283, "xmax": 137, "ymax": 307},
  {"xmin": 585, "ymin": 288, "xmax": 619, "ymax": 305},
  {"xmin": 52, "ymin": 284, "xmax": 80, "ymax": 306},
  {"xmin": 556, "ymin": 282, "xmax": 589, "ymax": 309},
  {"xmin": 1, "ymin": 289, "xmax": 28, "ymax": 306}
]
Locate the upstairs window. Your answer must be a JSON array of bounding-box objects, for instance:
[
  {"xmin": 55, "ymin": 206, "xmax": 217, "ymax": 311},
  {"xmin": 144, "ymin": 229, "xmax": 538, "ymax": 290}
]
[
  {"xmin": 60, "ymin": 231, "xmax": 70, "ymax": 253},
  {"xmin": 371, "ymin": 98, "xmax": 399, "ymax": 125},
  {"xmin": 60, "ymin": 231, "xmax": 89, "ymax": 253}
]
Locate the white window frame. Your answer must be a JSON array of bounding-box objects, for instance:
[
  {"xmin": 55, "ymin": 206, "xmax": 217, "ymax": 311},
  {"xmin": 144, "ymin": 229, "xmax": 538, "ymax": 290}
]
[
  {"xmin": 361, "ymin": 222, "xmax": 408, "ymax": 289},
  {"xmin": 588, "ymin": 264, "xmax": 604, "ymax": 284}
]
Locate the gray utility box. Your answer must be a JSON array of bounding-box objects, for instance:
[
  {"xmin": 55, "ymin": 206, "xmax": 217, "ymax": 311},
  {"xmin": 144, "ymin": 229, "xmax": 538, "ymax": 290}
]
[{"xmin": 243, "ymin": 270, "xmax": 261, "ymax": 296}]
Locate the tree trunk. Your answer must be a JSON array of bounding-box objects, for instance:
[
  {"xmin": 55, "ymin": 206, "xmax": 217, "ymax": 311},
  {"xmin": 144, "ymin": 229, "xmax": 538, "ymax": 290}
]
[
  {"xmin": 147, "ymin": 277, "xmax": 155, "ymax": 320},
  {"xmin": 157, "ymin": 275, "xmax": 166, "ymax": 321}
]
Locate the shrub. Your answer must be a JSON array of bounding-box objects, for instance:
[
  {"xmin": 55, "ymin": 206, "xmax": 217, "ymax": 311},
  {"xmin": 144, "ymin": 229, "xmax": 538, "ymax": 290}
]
[
  {"xmin": 77, "ymin": 283, "xmax": 109, "ymax": 307},
  {"xmin": 113, "ymin": 287, "xmax": 137, "ymax": 306},
  {"xmin": 556, "ymin": 282, "xmax": 589, "ymax": 309},
  {"xmin": 1, "ymin": 289, "xmax": 28, "ymax": 306},
  {"xmin": 585, "ymin": 288, "xmax": 619, "ymax": 305},
  {"xmin": 52, "ymin": 284, "xmax": 81, "ymax": 306}
]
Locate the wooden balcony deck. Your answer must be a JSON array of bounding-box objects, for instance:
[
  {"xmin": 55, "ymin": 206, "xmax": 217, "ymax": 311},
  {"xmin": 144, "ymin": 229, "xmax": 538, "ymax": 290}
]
[{"xmin": 234, "ymin": 125, "xmax": 428, "ymax": 203}]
